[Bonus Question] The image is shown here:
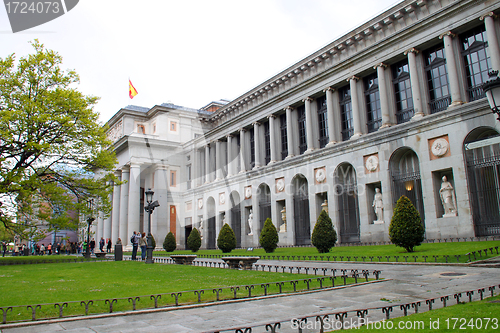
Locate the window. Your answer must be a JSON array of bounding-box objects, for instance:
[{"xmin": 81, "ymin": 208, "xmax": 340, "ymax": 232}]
[
  {"xmin": 392, "ymin": 60, "xmax": 414, "ymax": 124},
  {"xmin": 317, "ymin": 96, "xmax": 329, "ymax": 148},
  {"xmin": 249, "ymin": 128, "xmax": 255, "ymax": 169},
  {"xmin": 280, "ymin": 113, "xmax": 288, "ymax": 160},
  {"xmin": 339, "ymin": 86, "xmax": 353, "ymax": 141},
  {"xmin": 170, "ymin": 121, "xmax": 177, "ymax": 132},
  {"xmin": 297, "ymin": 105, "xmax": 307, "ymax": 154},
  {"xmin": 235, "ymin": 135, "xmax": 241, "ymax": 171},
  {"xmin": 461, "ymin": 26, "xmax": 492, "ymax": 101},
  {"xmin": 264, "ymin": 121, "xmax": 271, "ymax": 165},
  {"xmin": 137, "ymin": 124, "xmax": 145, "ymax": 134},
  {"xmin": 152, "ymin": 123, "xmax": 156, "ymax": 134},
  {"xmin": 364, "ymin": 73, "xmax": 382, "ymax": 133},
  {"xmin": 424, "ymin": 44, "xmax": 450, "ymax": 113},
  {"xmin": 187, "ymin": 165, "xmax": 191, "ymax": 190},
  {"xmin": 170, "ymin": 171, "xmax": 176, "ymax": 187}
]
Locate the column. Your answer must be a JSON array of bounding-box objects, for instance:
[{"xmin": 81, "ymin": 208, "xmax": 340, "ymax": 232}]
[
  {"xmin": 227, "ymin": 135, "xmax": 234, "ymax": 176},
  {"xmin": 239, "ymin": 129, "xmax": 247, "ymax": 173},
  {"xmin": 375, "ymin": 63, "xmax": 392, "ymax": 127},
  {"xmin": 215, "ymin": 140, "xmax": 222, "ymax": 180},
  {"xmin": 194, "ymin": 148, "xmax": 200, "ymax": 187},
  {"xmin": 268, "ymin": 115, "xmax": 278, "ymax": 164},
  {"xmin": 440, "ymin": 31, "xmax": 463, "ymax": 105},
  {"xmin": 324, "ymin": 87, "xmax": 337, "ymax": 146},
  {"xmin": 253, "ymin": 122, "xmax": 261, "ymax": 169},
  {"xmin": 405, "ymin": 48, "xmax": 424, "ymax": 118},
  {"xmin": 153, "ymin": 165, "xmax": 168, "ymax": 247},
  {"xmin": 119, "ymin": 166, "xmax": 129, "ymax": 246},
  {"xmin": 103, "ymin": 184, "xmax": 112, "ymax": 240},
  {"xmin": 111, "ymin": 171, "xmax": 121, "ymax": 243},
  {"xmin": 127, "ymin": 163, "xmax": 141, "ymax": 242},
  {"xmin": 303, "ymin": 97, "xmax": 315, "ymax": 153},
  {"xmin": 204, "ymin": 145, "xmax": 210, "ymax": 183},
  {"xmin": 349, "ymin": 76, "xmax": 363, "ymax": 138},
  {"xmin": 285, "ymin": 106, "xmax": 295, "ymax": 159},
  {"xmin": 481, "ymin": 13, "xmax": 500, "ymax": 72}
]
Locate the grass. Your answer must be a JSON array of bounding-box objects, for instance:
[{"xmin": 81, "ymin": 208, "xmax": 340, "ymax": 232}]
[
  {"xmin": 0, "ymin": 261, "xmax": 357, "ymax": 322},
  {"xmin": 351, "ymin": 294, "xmax": 500, "ymax": 332},
  {"xmin": 145, "ymin": 240, "xmax": 500, "ymax": 263},
  {"xmin": 0, "ymin": 255, "xmax": 109, "ymax": 265}
]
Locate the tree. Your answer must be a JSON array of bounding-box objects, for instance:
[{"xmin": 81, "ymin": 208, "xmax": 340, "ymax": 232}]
[
  {"xmin": 187, "ymin": 227, "xmax": 201, "ymax": 252},
  {"xmin": 163, "ymin": 232, "xmax": 176, "ymax": 252},
  {"xmin": 311, "ymin": 210, "xmax": 337, "ymax": 253},
  {"xmin": 217, "ymin": 223, "xmax": 236, "ymax": 253},
  {"xmin": 0, "ymin": 40, "xmax": 118, "ymax": 239},
  {"xmin": 259, "ymin": 218, "xmax": 279, "ymax": 253},
  {"xmin": 389, "ymin": 195, "xmax": 425, "ymax": 252}
]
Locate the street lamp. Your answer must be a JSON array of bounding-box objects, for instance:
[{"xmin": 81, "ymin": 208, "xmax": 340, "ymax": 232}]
[
  {"xmin": 85, "ymin": 199, "xmax": 95, "ymax": 258},
  {"xmin": 144, "ymin": 189, "xmax": 159, "ymax": 264},
  {"xmin": 483, "ymin": 70, "xmax": 500, "ymax": 121}
]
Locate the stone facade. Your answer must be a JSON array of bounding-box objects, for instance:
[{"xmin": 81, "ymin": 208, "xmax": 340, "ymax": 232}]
[{"xmin": 98, "ymin": 0, "xmax": 500, "ymax": 250}]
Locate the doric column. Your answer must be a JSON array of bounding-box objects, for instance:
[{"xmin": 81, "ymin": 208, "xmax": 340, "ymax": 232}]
[
  {"xmin": 324, "ymin": 87, "xmax": 337, "ymax": 146},
  {"xmin": 215, "ymin": 139, "xmax": 222, "ymax": 180},
  {"xmin": 239, "ymin": 128, "xmax": 247, "ymax": 173},
  {"xmin": 303, "ymin": 97, "xmax": 315, "ymax": 153},
  {"xmin": 119, "ymin": 166, "xmax": 129, "ymax": 245},
  {"xmin": 481, "ymin": 12, "xmax": 500, "ymax": 72},
  {"xmin": 153, "ymin": 164, "xmax": 168, "ymax": 245},
  {"xmin": 349, "ymin": 76, "xmax": 362, "ymax": 138},
  {"xmin": 375, "ymin": 63, "xmax": 392, "ymax": 127},
  {"xmin": 193, "ymin": 148, "xmax": 200, "ymax": 187},
  {"xmin": 111, "ymin": 171, "xmax": 121, "ymax": 244},
  {"xmin": 404, "ymin": 48, "xmax": 424, "ymax": 119},
  {"xmin": 285, "ymin": 106, "xmax": 295, "ymax": 159},
  {"xmin": 103, "ymin": 182, "xmax": 112, "ymax": 240},
  {"xmin": 439, "ymin": 31, "xmax": 463, "ymax": 105},
  {"xmin": 268, "ymin": 115, "xmax": 277, "ymax": 164},
  {"xmin": 204, "ymin": 144, "xmax": 210, "ymax": 183},
  {"xmin": 253, "ymin": 122, "xmax": 262, "ymax": 169},
  {"xmin": 127, "ymin": 163, "xmax": 141, "ymax": 241},
  {"xmin": 227, "ymin": 135, "xmax": 234, "ymax": 176}
]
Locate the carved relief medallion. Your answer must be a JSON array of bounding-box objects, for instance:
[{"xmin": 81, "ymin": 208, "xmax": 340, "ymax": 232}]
[
  {"xmin": 431, "ymin": 138, "xmax": 449, "ymax": 157},
  {"xmin": 365, "ymin": 155, "xmax": 379, "ymax": 172},
  {"xmin": 197, "ymin": 198, "xmax": 203, "ymax": 210},
  {"xmin": 219, "ymin": 192, "xmax": 226, "ymax": 205},
  {"xmin": 245, "ymin": 186, "xmax": 252, "ymax": 199},
  {"xmin": 315, "ymin": 167, "xmax": 326, "ymax": 184},
  {"xmin": 276, "ymin": 177, "xmax": 285, "ymax": 193}
]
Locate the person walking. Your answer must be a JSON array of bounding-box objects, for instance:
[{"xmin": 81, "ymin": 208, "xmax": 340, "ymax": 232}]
[
  {"xmin": 89, "ymin": 238, "xmax": 96, "ymax": 255},
  {"xmin": 106, "ymin": 238, "xmax": 112, "ymax": 253},
  {"xmin": 2, "ymin": 242, "xmax": 6, "ymax": 257},
  {"xmin": 99, "ymin": 237, "xmax": 105, "ymax": 252},
  {"xmin": 139, "ymin": 232, "xmax": 147, "ymax": 260},
  {"xmin": 131, "ymin": 232, "xmax": 140, "ymax": 260}
]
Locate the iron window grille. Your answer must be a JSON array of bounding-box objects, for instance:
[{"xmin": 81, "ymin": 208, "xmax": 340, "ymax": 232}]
[
  {"xmin": 424, "ymin": 44, "xmax": 451, "ymax": 113},
  {"xmin": 316, "ymin": 96, "xmax": 329, "ymax": 148},
  {"xmin": 297, "ymin": 105, "xmax": 307, "ymax": 155},
  {"xmin": 280, "ymin": 113, "xmax": 288, "ymax": 160},
  {"xmin": 392, "ymin": 60, "xmax": 414, "ymax": 124},
  {"xmin": 339, "ymin": 86, "xmax": 353, "ymax": 141},
  {"xmin": 364, "ymin": 73, "xmax": 382, "ymax": 133}
]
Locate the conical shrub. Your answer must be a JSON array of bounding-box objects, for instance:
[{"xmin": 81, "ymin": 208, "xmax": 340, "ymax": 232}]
[
  {"xmin": 389, "ymin": 195, "xmax": 425, "ymax": 252},
  {"xmin": 217, "ymin": 223, "xmax": 236, "ymax": 253},
  {"xmin": 259, "ymin": 218, "xmax": 279, "ymax": 253},
  {"xmin": 187, "ymin": 228, "xmax": 202, "ymax": 252},
  {"xmin": 311, "ymin": 209, "xmax": 337, "ymax": 253},
  {"xmin": 163, "ymin": 232, "xmax": 176, "ymax": 252}
]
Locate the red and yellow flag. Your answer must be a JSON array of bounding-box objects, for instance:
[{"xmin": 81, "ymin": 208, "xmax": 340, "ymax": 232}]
[{"xmin": 129, "ymin": 79, "xmax": 138, "ymax": 99}]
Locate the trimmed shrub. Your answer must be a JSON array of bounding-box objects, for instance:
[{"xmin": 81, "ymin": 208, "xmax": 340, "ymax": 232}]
[
  {"xmin": 187, "ymin": 228, "xmax": 202, "ymax": 252},
  {"xmin": 150, "ymin": 234, "xmax": 156, "ymax": 249},
  {"xmin": 311, "ymin": 209, "xmax": 337, "ymax": 253},
  {"xmin": 389, "ymin": 195, "xmax": 425, "ymax": 252},
  {"xmin": 163, "ymin": 232, "xmax": 176, "ymax": 252},
  {"xmin": 217, "ymin": 223, "xmax": 236, "ymax": 253},
  {"xmin": 259, "ymin": 218, "xmax": 279, "ymax": 253}
]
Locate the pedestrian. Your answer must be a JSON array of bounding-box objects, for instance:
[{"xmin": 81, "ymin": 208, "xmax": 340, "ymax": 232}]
[
  {"xmin": 89, "ymin": 238, "xmax": 96, "ymax": 255},
  {"xmin": 57, "ymin": 243, "xmax": 61, "ymax": 255},
  {"xmin": 106, "ymin": 238, "xmax": 112, "ymax": 253},
  {"xmin": 47, "ymin": 243, "xmax": 52, "ymax": 255},
  {"xmin": 2, "ymin": 242, "xmax": 6, "ymax": 257},
  {"xmin": 139, "ymin": 232, "xmax": 147, "ymax": 260},
  {"xmin": 40, "ymin": 243, "xmax": 45, "ymax": 255},
  {"xmin": 131, "ymin": 231, "xmax": 139, "ymax": 260},
  {"xmin": 116, "ymin": 238, "xmax": 122, "ymax": 245},
  {"xmin": 99, "ymin": 237, "xmax": 105, "ymax": 252}
]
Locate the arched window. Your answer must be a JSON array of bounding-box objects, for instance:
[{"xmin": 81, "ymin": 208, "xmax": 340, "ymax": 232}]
[
  {"xmin": 335, "ymin": 163, "xmax": 360, "ymax": 243},
  {"xmin": 292, "ymin": 175, "xmax": 310, "ymax": 245}
]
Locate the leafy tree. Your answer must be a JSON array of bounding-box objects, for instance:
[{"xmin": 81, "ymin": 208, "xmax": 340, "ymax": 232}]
[
  {"xmin": 217, "ymin": 223, "xmax": 236, "ymax": 253},
  {"xmin": 187, "ymin": 227, "xmax": 201, "ymax": 252},
  {"xmin": 259, "ymin": 218, "xmax": 279, "ymax": 253},
  {"xmin": 311, "ymin": 209, "xmax": 337, "ymax": 253},
  {"xmin": 163, "ymin": 232, "xmax": 176, "ymax": 252},
  {"xmin": 0, "ymin": 40, "xmax": 118, "ymax": 239},
  {"xmin": 389, "ymin": 195, "xmax": 425, "ymax": 252}
]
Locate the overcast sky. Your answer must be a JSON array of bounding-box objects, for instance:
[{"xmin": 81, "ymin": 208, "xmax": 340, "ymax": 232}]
[{"xmin": 1, "ymin": 0, "xmax": 399, "ymax": 123}]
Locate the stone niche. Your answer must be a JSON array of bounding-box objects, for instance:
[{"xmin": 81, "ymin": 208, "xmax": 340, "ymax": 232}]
[{"xmin": 432, "ymin": 168, "xmax": 457, "ymax": 218}]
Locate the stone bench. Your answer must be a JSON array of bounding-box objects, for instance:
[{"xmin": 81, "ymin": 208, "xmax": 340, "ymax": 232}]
[
  {"xmin": 221, "ymin": 256, "xmax": 260, "ymax": 270},
  {"xmin": 94, "ymin": 252, "xmax": 107, "ymax": 258},
  {"xmin": 170, "ymin": 254, "xmax": 197, "ymax": 265}
]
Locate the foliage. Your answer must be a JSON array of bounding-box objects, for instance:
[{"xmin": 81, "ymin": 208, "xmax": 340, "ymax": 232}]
[
  {"xmin": 0, "ymin": 40, "xmax": 118, "ymax": 239},
  {"xmin": 150, "ymin": 234, "xmax": 156, "ymax": 249},
  {"xmin": 163, "ymin": 232, "xmax": 176, "ymax": 252},
  {"xmin": 187, "ymin": 227, "xmax": 201, "ymax": 252},
  {"xmin": 311, "ymin": 210, "xmax": 337, "ymax": 253},
  {"xmin": 217, "ymin": 223, "xmax": 236, "ymax": 253},
  {"xmin": 0, "ymin": 223, "xmax": 14, "ymax": 242},
  {"xmin": 259, "ymin": 218, "xmax": 279, "ymax": 253},
  {"xmin": 389, "ymin": 195, "xmax": 425, "ymax": 252}
]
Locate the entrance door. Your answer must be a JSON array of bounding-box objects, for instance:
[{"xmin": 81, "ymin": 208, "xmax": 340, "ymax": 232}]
[
  {"xmin": 169, "ymin": 205, "xmax": 177, "ymax": 237},
  {"xmin": 207, "ymin": 217, "xmax": 216, "ymax": 249},
  {"xmin": 231, "ymin": 206, "xmax": 241, "ymax": 247},
  {"xmin": 294, "ymin": 193, "xmax": 311, "ymax": 245},
  {"xmin": 336, "ymin": 164, "xmax": 360, "ymax": 243},
  {"xmin": 185, "ymin": 226, "xmax": 192, "ymax": 250}
]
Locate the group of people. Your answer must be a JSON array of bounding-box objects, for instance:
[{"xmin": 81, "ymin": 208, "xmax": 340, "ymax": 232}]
[
  {"xmin": 81, "ymin": 237, "xmax": 114, "ymax": 254},
  {"xmin": 130, "ymin": 231, "xmax": 148, "ymax": 260}
]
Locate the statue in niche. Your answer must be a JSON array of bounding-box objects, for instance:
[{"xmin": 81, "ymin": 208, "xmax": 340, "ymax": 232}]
[
  {"xmin": 372, "ymin": 188, "xmax": 384, "ymax": 223},
  {"xmin": 440, "ymin": 176, "xmax": 457, "ymax": 217},
  {"xmin": 248, "ymin": 209, "xmax": 254, "ymax": 235},
  {"xmin": 199, "ymin": 217, "xmax": 204, "ymax": 239},
  {"xmin": 280, "ymin": 206, "xmax": 287, "ymax": 233}
]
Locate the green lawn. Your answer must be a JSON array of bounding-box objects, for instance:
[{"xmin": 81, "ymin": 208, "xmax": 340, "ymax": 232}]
[{"xmin": 0, "ymin": 261, "xmax": 357, "ymax": 322}]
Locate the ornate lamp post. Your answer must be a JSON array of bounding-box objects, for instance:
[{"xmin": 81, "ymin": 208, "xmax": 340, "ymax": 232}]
[
  {"xmin": 144, "ymin": 189, "xmax": 159, "ymax": 264},
  {"xmin": 85, "ymin": 199, "xmax": 95, "ymax": 258},
  {"xmin": 483, "ymin": 70, "xmax": 500, "ymax": 121}
]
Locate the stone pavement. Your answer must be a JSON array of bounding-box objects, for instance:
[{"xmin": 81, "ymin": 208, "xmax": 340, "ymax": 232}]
[{"xmin": 0, "ymin": 260, "xmax": 498, "ymax": 333}]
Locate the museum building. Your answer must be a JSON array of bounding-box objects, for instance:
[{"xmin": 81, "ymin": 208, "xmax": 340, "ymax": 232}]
[{"xmin": 97, "ymin": 0, "xmax": 500, "ymax": 250}]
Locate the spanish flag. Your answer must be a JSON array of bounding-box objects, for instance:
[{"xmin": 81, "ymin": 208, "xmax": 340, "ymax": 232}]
[{"xmin": 129, "ymin": 79, "xmax": 138, "ymax": 99}]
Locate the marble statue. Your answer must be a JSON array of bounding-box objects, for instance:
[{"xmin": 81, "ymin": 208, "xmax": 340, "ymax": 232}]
[
  {"xmin": 372, "ymin": 188, "xmax": 384, "ymax": 223},
  {"xmin": 280, "ymin": 206, "xmax": 287, "ymax": 233},
  {"xmin": 248, "ymin": 209, "xmax": 254, "ymax": 235},
  {"xmin": 440, "ymin": 176, "xmax": 457, "ymax": 217}
]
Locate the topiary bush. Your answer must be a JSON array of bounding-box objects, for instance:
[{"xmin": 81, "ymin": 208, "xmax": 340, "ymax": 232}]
[
  {"xmin": 311, "ymin": 209, "xmax": 337, "ymax": 253},
  {"xmin": 163, "ymin": 232, "xmax": 176, "ymax": 252},
  {"xmin": 389, "ymin": 195, "xmax": 425, "ymax": 252},
  {"xmin": 150, "ymin": 234, "xmax": 156, "ymax": 249},
  {"xmin": 259, "ymin": 218, "xmax": 279, "ymax": 253},
  {"xmin": 187, "ymin": 228, "xmax": 202, "ymax": 252},
  {"xmin": 217, "ymin": 223, "xmax": 236, "ymax": 253}
]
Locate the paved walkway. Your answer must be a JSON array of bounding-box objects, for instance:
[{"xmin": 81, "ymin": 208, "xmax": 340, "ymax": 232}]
[{"xmin": 0, "ymin": 260, "xmax": 498, "ymax": 333}]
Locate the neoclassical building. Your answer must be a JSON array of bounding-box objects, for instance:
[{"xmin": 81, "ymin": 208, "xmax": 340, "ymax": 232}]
[{"xmin": 97, "ymin": 0, "xmax": 500, "ymax": 250}]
